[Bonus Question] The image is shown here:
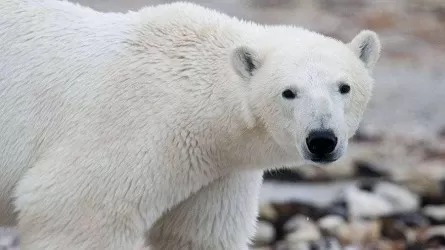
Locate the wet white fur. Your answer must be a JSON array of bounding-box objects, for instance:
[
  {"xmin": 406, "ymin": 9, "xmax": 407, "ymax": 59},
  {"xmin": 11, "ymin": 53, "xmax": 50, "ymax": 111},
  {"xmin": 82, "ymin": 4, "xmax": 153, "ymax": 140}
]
[{"xmin": 0, "ymin": 0, "xmax": 380, "ymax": 249}]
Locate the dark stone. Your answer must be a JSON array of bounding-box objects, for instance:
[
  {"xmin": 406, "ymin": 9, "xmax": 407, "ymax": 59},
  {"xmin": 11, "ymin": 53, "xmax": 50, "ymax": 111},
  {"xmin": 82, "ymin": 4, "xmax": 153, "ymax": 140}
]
[
  {"xmin": 272, "ymin": 201, "xmax": 323, "ymax": 220},
  {"xmin": 354, "ymin": 160, "xmax": 389, "ymax": 178},
  {"xmin": 426, "ymin": 216, "xmax": 445, "ymax": 226},
  {"xmin": 405, "ymin": 242, "xmax": 425, "ymax": 250},
  {"xmin": 263, "ymin": 168, "xmax": 306, "ymax": 183},
  {"xmin": 357, "ymin": 178, "xmax": 378, "ymax": 192},
  {"xmin": 423, "ymin": 205, "xmax": 445, "ymax": 225},
  {"xmin": 380, "ymin": 215, "xmax": 407, "ymax": 241},
  {"xmin": 323, "ymin": 199, "xmax": 349, "ymax": 220},
  {"xmin": 308, "ymin": 242, "xmax": 318, "ymax": 250},
  {"xmin": 420, "ymin": 180, "xmax": 445, "ymax": 206},
  {"xmin": 272, "ymin": 214, "xmax": 294, "ymax": 243},
  {"xmin": 420, "ymin": 195, "xmax": 445, "ymax": 207},
  {"xmin": 270, "ymin": 201, "xmax": 325, "ymax": 243},
  {"xmin": 318, "ymin": 236, "xmax": 341, "ymax": 250},
  {"xmin": 392, "ymin": 211, "xmax": 429, "ymax": 228},
  {"xmin": 425, "ymin": 235, "xmax": 445, "ymax": 248}
]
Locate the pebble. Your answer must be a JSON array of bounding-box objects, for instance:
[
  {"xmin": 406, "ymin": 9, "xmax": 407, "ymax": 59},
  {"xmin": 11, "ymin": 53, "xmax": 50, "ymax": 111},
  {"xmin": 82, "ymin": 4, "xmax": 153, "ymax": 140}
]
[
  {"xmin": 284, "ymin": 216, "xmax": 321, "ymax": 244},
  {"xmin": 323, "ymin": 199, "xmax": 348, "ymax": 220},
  {"xmin": 259, "ymin": 203, "xmax": 279, "ymax": 222},
  {"xmin": 253, "ymin": 220, "xmax": 276, "ymax": 246},
  {"xmin": 425, "ymin": 226, "xmax": 445, "ymax": 248},
  {"xmin": 272, "ymin": 201, "xmax": 323, "ymax": 221},
  {"xmin": 344, "ymin": 184, "xmax": 393, "ymax": 218},
  {"xmin": 317, "ymin": 215, "xmax": 346, "ymax": 236},
  {"xmin": 423, "ymin": 205, "xmax": 445, "ymax": 225},
  {"xmin": 373, "ymin": 181, "xmax": 420, "ymax": 213}
]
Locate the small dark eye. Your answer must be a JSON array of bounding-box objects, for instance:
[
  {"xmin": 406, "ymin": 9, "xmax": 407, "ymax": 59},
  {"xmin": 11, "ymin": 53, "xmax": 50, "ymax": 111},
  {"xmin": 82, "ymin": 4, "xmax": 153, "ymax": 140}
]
[
  {"xmin": 282, "ymin": 89, "xmax": 296, "ymax": 99},
  {"xmin": 339, "ymin": 83, "xmax": 351, "ymax": 94}
]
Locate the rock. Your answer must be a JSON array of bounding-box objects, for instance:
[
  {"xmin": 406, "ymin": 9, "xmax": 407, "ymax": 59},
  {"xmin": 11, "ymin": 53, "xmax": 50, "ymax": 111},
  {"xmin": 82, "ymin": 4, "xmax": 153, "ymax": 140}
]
[
  {"xmin": 405, "ymin": 242, "xmax": 426, "ymax": 250},
  {"xmin": 373, "ymin": 181, "xmax": 420, "ymax": 213},
  {"xmin": 316, "ymin": 237, "xmax": 343, "ymax": 250},
  {"xmin": 348, "ymin": 219, "xmax": 381, "ymax": 245},
  {"xmin": 375, "ymin": 239, "xmax": 406, "ymax": 250},
  {"xmin": 397, "ymin": 171, "xmax": 445, "ymax": 206},
  {"xmin": 263, "ymin": 168, "xmax": 307, "ymax": 183},
  {"xmin": 273, "ymin": 240, "xmax": 289, "ymax": 250},
  {"xmin": 274, "ymin": 215, "xmax": 294, "ymax": 243},
  {"xmin": 345, "ymin": 185, "xmax": 393, "ymax": 218},
  {"xmin": 380, "ymin": 211, "xmax": 430, "ymax": 246},
  {"xmin": 287, "ymin": 237, "xmax": 343, "ymax": 250},
  {"xmin": 380, "ymin": 214, "xmax": 407, "ymax": 242},
  {"xmin": 271, "ymin": 201, "xmax": 322, "ymax": 243},
  {"xmin": 425, "ymin": 226, "xmax": 445, "ymax": 249},
  {"xmin": 425, "ymin": 235, "xmax": 445, "ymax": 249},
  {"xmin": 284, "ymin": 215, "xmax": 321, "ymax": 245},
  {"xmin": 423, "ymin": 205, "xmax": 445, "ymax": 225},
  {"xmin": 392, "ymin": 211, "xmax": 430, "ymax": 229},
  {"xmin": 323, "ymin": 199, "xmax": 348, "ymax": 220},
  {"xmin": 354, "ymin": 160, "xmax": 389, "ymax": 178},
  {"xmin": 272, "ymin": 201, "xmax": 323, "ymax": 221},
  {"xmin": 259, "ymin": 203, "xmax": 279, "ymax": 222},
  {"xmin": 419, "ymin": 179, "xmax": 445, "ymax": 206},
  {"xmin": 356, "ymin": 178, "xmax": 378, "ymax": 192},
  {"xmin": 253, "ymin": 220, "xmax": 276, "ymax": 246},
  {"xmin": 361, "ymin": 219, "xmax": 382, "ymax": 244},
  {"xmin": 317, "ymin": 215, "xmax": 346, "ymax": 236}
]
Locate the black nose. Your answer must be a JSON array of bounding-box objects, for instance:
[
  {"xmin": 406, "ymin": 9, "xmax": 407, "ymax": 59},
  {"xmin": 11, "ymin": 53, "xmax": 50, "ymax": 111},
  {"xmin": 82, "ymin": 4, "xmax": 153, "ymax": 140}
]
[{"xmin": 306, "ymin": 130, "xmax": 338, "ymax": 157}]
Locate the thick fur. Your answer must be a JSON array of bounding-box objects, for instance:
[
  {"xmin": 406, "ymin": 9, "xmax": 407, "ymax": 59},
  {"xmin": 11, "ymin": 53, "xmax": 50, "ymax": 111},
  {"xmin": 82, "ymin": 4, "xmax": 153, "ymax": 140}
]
[{"xmin": 0, "ymin": 0, "xmax": 381, "ymax": 249}]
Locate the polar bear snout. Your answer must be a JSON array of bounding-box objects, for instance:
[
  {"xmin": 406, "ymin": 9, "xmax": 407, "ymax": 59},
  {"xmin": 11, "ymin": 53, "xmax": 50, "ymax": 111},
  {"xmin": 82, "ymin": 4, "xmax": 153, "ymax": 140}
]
[{"xmin": 304, "ymin": 129, "xmax": 339, "ymax": 163}]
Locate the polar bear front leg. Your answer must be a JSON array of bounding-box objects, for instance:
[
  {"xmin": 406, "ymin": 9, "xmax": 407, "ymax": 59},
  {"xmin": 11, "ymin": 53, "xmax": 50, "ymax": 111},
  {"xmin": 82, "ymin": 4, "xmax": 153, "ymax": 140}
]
[
  {"xmin": 147, "ymin": 170, "xmax": 264, "ymax": 250},
  {"xmin": 14, "ymin": 161, "xmax": 146, "ymax": 250}
]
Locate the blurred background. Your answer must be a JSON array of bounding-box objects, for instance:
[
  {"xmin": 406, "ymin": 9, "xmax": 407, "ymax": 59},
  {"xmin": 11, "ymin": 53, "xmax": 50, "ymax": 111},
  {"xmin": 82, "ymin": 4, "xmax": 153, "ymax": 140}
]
[{"xmin": 2, "ymin": 0, "xmax": 445, "ymax": 249}]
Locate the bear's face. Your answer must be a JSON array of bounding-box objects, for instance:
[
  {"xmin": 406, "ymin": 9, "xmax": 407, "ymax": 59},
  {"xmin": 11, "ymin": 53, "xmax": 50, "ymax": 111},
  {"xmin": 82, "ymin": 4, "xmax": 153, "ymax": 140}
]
[{"xmin": 232, "ymin": 30, "xmax": 381, "ymax": 164}]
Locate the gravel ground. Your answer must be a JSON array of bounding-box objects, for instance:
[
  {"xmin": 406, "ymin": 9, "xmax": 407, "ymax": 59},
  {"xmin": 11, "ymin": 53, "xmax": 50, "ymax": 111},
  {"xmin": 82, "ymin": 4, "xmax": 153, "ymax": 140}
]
[{"xmin": 1, "ymin": 0, "xmax": 444, "ymax": 249}]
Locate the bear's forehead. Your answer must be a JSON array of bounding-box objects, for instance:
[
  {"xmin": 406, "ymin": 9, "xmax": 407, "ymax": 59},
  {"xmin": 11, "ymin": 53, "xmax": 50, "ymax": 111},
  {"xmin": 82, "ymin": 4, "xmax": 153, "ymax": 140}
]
[
  {"xmin": 267, "ymin": 51, "xmax": 358, "ymax": 74},
  {"xmin": 261, "ymin": 51, "xmax": 369, "ymax": 88}
]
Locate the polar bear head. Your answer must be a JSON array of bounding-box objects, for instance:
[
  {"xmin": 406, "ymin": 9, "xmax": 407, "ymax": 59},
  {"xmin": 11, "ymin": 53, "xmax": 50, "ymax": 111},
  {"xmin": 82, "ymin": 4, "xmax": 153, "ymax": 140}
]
[{"xmin": 231, "ymin": 29, "xmax": 381, "ymax": 164}]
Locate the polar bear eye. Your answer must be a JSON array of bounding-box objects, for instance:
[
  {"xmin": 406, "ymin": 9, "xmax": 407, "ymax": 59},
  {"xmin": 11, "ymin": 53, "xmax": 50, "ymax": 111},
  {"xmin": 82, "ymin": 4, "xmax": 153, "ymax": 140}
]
[
  {"xmin": 282, "ymin": 89, "xmax": 296, "ymax": 99},
  {"xmin": 339, "ymin": 83, "xmax": 351, "ymax": 94}
]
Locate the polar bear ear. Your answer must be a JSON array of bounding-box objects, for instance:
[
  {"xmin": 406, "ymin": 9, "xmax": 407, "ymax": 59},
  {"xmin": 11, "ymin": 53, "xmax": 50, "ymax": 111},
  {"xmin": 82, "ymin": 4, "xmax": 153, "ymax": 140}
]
[
  {"xmin": 348, "ymin": 30, "xmax": 381, "ymax": 71},
  {"xmin": 231, "ymin": 46, "xmax": 262, "ymax": 79}
]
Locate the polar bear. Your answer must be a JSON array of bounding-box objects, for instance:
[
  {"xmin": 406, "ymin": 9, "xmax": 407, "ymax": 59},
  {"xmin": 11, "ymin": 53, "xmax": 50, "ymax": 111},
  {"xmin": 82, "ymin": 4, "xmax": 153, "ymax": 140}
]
[{"xmin": 0, "ymin": 0, "xmax": 381, "ymax": 249}]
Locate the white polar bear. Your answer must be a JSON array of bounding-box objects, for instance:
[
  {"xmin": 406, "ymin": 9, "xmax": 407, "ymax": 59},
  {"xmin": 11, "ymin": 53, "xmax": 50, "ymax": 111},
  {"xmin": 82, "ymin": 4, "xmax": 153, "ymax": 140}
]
[{"xmin": 0, "ymin": 0, "xmax": 381, "ymax": 249}]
